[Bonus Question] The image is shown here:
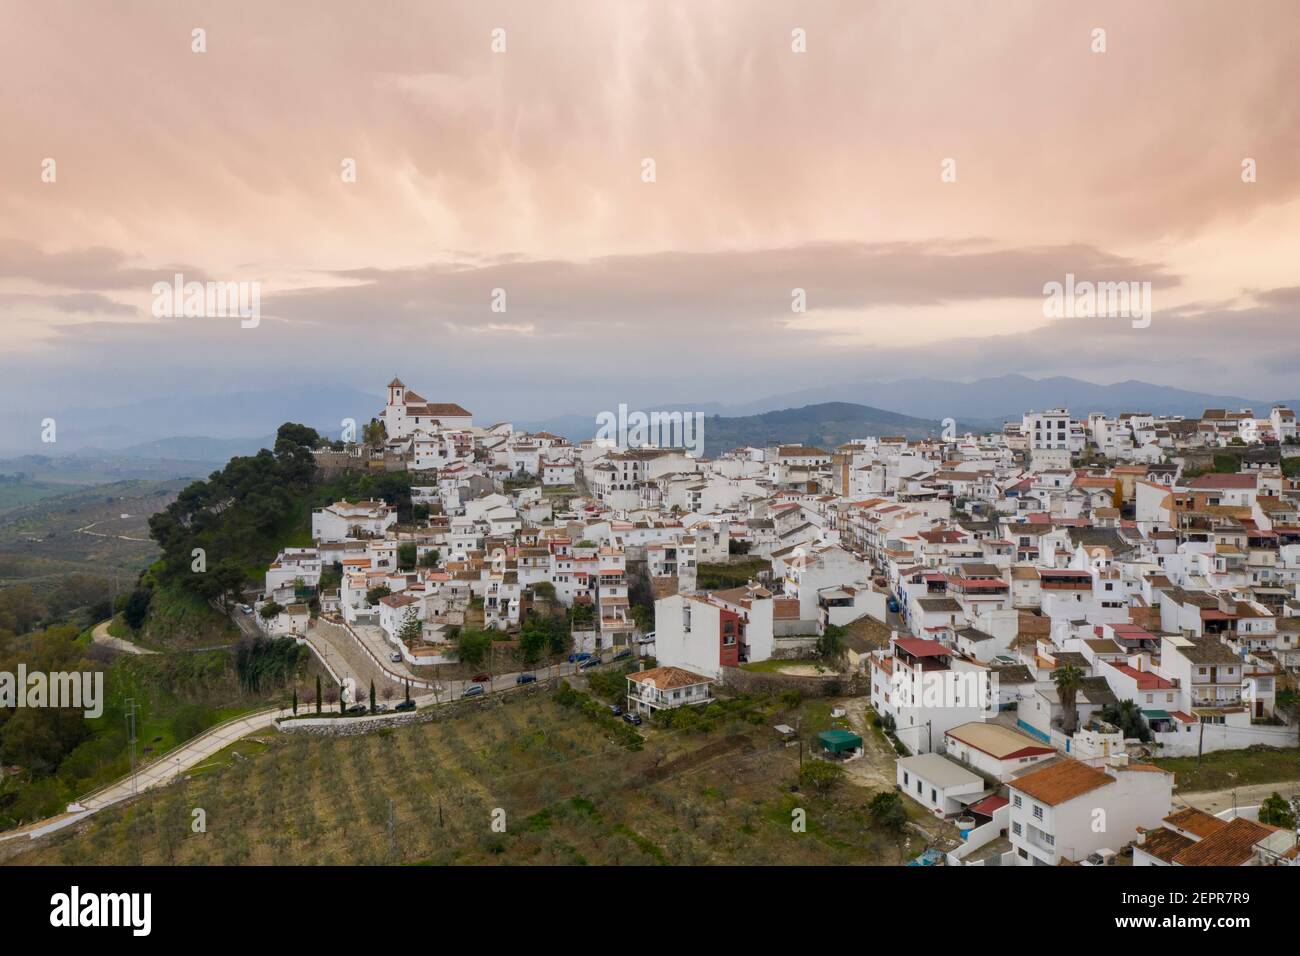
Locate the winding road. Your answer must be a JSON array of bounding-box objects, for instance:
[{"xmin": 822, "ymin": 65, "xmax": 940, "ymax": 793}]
[{"xmin": 90, "ymin": 618, "xmax": 157, "ymax": 655}]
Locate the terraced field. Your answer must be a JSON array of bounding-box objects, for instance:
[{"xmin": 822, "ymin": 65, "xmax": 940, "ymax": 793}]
[
  {"xmin": 8, "ymin": 693, "xmax": 921, "ymax": 866},
  {"xmin": 0, "ymin": 479, "xmax": 184, "ymax": 595}
]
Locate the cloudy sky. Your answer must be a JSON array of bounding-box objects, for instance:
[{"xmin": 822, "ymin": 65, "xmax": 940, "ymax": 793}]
[{"xmin": 2, "ymin": 0, "xmax": 1298, "ymax": 434}]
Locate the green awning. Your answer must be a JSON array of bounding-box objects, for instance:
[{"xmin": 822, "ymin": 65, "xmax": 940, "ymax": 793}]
[
  {"xmin": 818, "ymin": 729, "xmax": 863, "ymax": 753},
  {"xmin": 1142, "ymin": 709, "xmax": 1172, "ymax": 721}
]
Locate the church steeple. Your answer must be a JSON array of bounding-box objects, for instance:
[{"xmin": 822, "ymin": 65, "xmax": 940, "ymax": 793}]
[{"xmin": 387, "ymin": 377, "xmax": 405, "ymax": 406}]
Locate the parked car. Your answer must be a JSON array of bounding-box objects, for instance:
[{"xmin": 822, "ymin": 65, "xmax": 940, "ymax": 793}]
[
  {"xmin": 516, "ymin": 673, "xmax": 537, "ymax": 685},
  {"xmin": 394, "ymin": 699, "xmax": 416, "ymax": 712},
  {"xmin": 622, "ymin": 711, "xmax": 642, "ymax": 726},
  {"xmin": 579, "ymin": 656, "xmax": 601, "ymax": 669},
  {"xmin": 1081, "ymin": 849, "xmax": 1117, "ymax": 866},
  {"xmin": 886, "ymin": 597, "xmax": 900, "ymax": 614},
  {"xmin": 388, "ymin": 651, "xmax": 402, "ymax": 663},
  {"xmin": 461, "ymin": 684, "xmax": 485, "ymax": 698},
  {"xmin": 471, "ymin": 672, "xmax": 491, "ymax": 683},
  {"xmin": 345, "ymin": 704, "xmax": 368, "ymax": 715},
  {"xmin": 608, "ymin": 704, "xmax": 622, "ymax": 716},
  {"xmin": 612, "ymin": 649, "xmax": 631, "ymax": 661},
  {"xmin": 567, "ymin": 652, "xmax": 591, "ymax": 663},
  {"xmin": 637, "ymin": 632, "xmax": 656, "ymax": 644}
]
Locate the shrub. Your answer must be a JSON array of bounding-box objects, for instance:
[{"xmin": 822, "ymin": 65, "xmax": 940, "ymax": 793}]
[{"xmin": 798, "ymin": 760, "xmax": 844, "ymax": 795}]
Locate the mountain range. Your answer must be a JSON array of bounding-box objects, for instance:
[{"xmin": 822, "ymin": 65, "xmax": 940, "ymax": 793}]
[{"xmin": 3, "ymin": 375, "xmax": 1295, "ymax": 465}]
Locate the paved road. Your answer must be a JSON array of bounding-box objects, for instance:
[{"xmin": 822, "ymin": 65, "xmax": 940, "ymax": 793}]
[
  {"xmin": 0, "ymin": 643, "xmax": 637, "ymax": 846},
  {"xmin": 90, "ymin": 619, "xmax": 156, "ymax": 655},
  {"xmin": 0, "ymin": 708, "xmax": 286, "ymax": 844},
  {"xmin": 1179, "ymin": 780, "xmax": 1300, "ymax": 817},
  {"xmin": 231, "ymin": 605, "xmax": 261, "ymax": 638}
]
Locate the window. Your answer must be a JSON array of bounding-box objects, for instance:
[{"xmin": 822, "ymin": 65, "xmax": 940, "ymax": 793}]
[
  {"xmin": 1032, "ymin": 804, "xmax": 1043, "ymax": 821},
  {"xmin": 1013, "ymin": 794, "xmax": 1022, "ymax": 808},
  {"xmin": 1012, "ymin": 822, "xmax": 1022, "ymax": 836},
  {"xmin": 931, "ymin": 788, "xmax": 937, "ymax": 803}
]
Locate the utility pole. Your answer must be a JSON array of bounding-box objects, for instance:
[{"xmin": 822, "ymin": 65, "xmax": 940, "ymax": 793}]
[
  {"xmin": 387, "ymin": 799, "xmax": 397, "ymax": 860},
  {"xmin": 125, "ymin": 698, "xmax": 138, "ymax": 796}
]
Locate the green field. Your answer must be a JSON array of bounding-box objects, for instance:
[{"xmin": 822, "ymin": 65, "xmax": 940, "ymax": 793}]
[
  {"xmin": 1154, "ymin": 745, "xmax": 1300, "ymax": 793},
  {"xmin": 0, "ymin": 479, "xmax": 86, "ymax": 512},
  {"xmin": 7, "ymin": 692, "xmax": 918, "ymax": 866},
  {"xmin": 0, "ymin": 478, "xmax": 184, "ymax": 596}
]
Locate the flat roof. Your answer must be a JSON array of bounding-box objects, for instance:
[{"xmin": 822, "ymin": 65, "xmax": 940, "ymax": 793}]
[{"xmin": 898, "ymin": 753, "xmax": 982, "ymax": 790}]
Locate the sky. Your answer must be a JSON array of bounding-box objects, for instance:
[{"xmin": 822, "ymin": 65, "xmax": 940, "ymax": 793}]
[{"xmin": 1, "ymin": 0, "xmax": 1298, "ymax": 433}]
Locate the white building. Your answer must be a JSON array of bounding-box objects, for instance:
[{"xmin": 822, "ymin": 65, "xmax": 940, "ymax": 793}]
[
  {"xmin": 896, "ymin": 753, "xmax": 985, "ymax": 815},
  {"xmin": 1007, "ymin": 758, "xmax": 1172, "ymax": 866}
]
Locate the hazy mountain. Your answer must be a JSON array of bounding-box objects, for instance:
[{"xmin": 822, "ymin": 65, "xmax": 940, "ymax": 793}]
[
  {"xmin": 516, "ymin": 375, "xmax": 1296, "ymax": 440},
  {"xmin": 696, "ymin": 402, "xmax": 968, "ymax": 456},
  {"xmin": 0, "ymin": 385, "xmax": 383, "ymax": 456},
  {"xmin": 0, "ymin": 453, "xmax": 220, "ymax": 484},
  {"xmin": 114, "ymin": 435, "xmax": 277, "ymax": 462},
  {"xmin": 721, "ymin": 375, "xmax": 1293, "ymax": 422}
]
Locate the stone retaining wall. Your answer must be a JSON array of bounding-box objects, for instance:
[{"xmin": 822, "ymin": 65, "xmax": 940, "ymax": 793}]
[
  {"xmin": 276, "ymin": 680, "xmax": 556, "ymax": 736},
  {"xmin": 720, "ymin": 666, "xmax": 862, "ymax": 698}
]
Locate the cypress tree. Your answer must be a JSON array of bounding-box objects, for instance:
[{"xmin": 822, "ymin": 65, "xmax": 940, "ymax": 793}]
[
  {"xmin": 292, "ymin": 688, "xmax": 298, "ymax": 715},
  {"xmin": 316, "ymin": 674, "xmax": 322, "ymax": 714},
  {"xmin": 369, "ymin": 679, "xmax": 376, "ymax": 713}
]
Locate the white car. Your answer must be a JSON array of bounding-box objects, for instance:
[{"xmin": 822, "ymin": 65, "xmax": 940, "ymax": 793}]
[
  {"xmin": 388, "ymin": 651, "xmax": 402, "ymax": 663},
  {"xmin": 638, "ymin": 631, "xmax": 656, "ymax": 645}
]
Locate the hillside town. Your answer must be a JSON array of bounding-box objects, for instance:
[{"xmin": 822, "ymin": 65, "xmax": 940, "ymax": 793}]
[{"xmin": 251, "ymin": 379, "xmax": 1300, "ymax": 867}]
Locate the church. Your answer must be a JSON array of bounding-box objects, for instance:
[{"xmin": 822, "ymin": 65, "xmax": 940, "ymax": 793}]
[{"xmin": 380, "ymin": 378, "xmax": 473, "ymax": 441}]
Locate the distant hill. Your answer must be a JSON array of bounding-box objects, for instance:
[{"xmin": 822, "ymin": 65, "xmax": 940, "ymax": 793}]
[
  {"xmin": 0, "ymin": 453, "xmax": 221, "ymax": 485},
  {"xmin": 698, "ymin": 402, "xmax": 967, "ymax": 456},
  {"xmin": 721, "ymin": 375, "xmax": 1297, "ymax": 423},
  {"xmin": 0, "ymin": 384, "xmax": 381, "ymax": 456}
]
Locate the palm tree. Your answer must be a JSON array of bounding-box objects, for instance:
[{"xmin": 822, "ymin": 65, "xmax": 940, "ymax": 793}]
[{"xmin": 1053, "ymin": 663, "xmax": 1084, "ymax": 736}]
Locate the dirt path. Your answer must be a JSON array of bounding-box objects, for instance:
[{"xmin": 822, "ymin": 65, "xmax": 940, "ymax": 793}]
[
  {"xmin": 835, "ymin": 696, "xmax": 898, "ymax": 789},
  {"xmin": 90, "ymin": 618, "xmax": 156, "ymax": 655},
  {"xmin": 1178, "ymin": 780, "xmax": 1300, "ymax": 817},
  {"xmin": 73, "ymin": 520, "xmax": 151, "ymax": 543}
]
